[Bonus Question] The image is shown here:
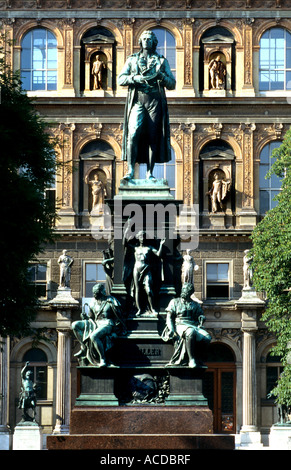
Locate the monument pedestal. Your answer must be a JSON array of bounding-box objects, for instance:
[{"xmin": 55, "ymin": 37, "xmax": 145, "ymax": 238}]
[
  {"xmin": 47, "ymin": 181, "xmax": 235, "ymax": 450},
  {"xmin": 13, "ymin": 422, "xmax": 43, "ymax": 450}
]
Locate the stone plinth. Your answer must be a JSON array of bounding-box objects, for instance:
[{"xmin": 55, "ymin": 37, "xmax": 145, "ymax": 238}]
[
  {"xmin": 269, "ymin": 424, "xmax": 291, "ymax": 450},
  {"xmin": 49, "ymin": 287, "xmax": 79, "ymax": 308},
  {"xmin": 13, "ymin": 422, "xmax": 43, "ymax": 450},
  {"xmin": 237, "ymin": 287, "xmax": 265, "ymax": 305}
]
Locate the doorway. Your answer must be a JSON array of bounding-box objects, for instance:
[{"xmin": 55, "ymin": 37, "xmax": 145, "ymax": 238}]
[{"xmin": 203, "ymin": 342, "xmax": 236, "ymax": 433}]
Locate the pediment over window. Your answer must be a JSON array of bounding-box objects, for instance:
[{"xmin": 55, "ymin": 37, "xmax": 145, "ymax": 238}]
[
  {"xmin": 202, "ymin": 34, "xmax": 234, "ymax": 45},
  {"xmin": 82, "ymin": 34, "xmax": 115, "ymax": 45}
]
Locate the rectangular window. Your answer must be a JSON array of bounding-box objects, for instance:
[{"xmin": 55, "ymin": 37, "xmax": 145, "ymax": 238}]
[
  {"xmin": 206, "ymin": 263, "xmax": 229, "ymax": 299},
  {"xmin": 84, "ymin": 262, "xmax": 106, "ymax": 298},
  {"xmin": 27, "ymin": 263, "xmax": 47, "ymax": 298}
]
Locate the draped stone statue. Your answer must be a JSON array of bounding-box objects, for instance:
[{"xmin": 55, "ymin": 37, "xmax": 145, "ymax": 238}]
[
  {"xmin": 92, "ymin": 54, "xmax": 106, "ymax": 90},
  {"xmin": 206, "ymin": 172, "xmax": 231, "ymax": 213},
  {"xmin": 58, "ymin": 250, "xmax": 74, "ymax": 288},
  {"xmin": 209, "ymin": 55, "xmax": 226, "ymax": 90}
]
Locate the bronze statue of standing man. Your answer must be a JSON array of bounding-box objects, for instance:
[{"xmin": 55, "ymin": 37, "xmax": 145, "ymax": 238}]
[{"xmin": 118, "ymin": 30, "xmax": 176, "ymax": 181}]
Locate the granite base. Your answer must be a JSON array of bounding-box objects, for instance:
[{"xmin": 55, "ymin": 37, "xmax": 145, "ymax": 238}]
[
  {"xmin": 70, "ymin": 406, "xmax": 213, "ymax": 435},
  {"xmin": 47, "ymin": 433, "xmax": 235, "ymax": 450},
  {"xmin": 46, "ymin": 405, "xmax": 236, "ymax": 450}
]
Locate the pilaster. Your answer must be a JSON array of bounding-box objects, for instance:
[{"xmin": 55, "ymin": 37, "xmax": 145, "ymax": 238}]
[
  {"xmin": 55, "ymin": 123, "xmax": 77, "ymax": 229},
  {"xmin": 182, "ymin": 18, "xmax": 195, "ymax": 95},
  {"xmin": 237, "ymin": 123, "xmax": 257, "ymax": 228},
  {"xmin": 62, "ymin": 18, "xmax": 75, "ymax": 96},
  {"xmin": 241, "ymin": 20, "xmax": 255, "ymax": 96}
]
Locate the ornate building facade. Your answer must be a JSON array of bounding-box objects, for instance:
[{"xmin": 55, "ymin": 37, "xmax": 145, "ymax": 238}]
[{"xmin": 1, "ymin": 0, "xmax": 290, "ymax": 449}]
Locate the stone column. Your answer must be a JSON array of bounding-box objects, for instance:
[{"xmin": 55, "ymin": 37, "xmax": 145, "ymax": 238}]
[
  {"xmin": 239, "ymin": 308, "xmax": 263, "ymax": 448},
  {"xmin": 54, "ymin": 325, "xmax": 71, "ymax": 434},
  {"xmin": 0, "ymin": 336, "xmax": 11, "ymax": 450},
  {"xmin": 49, "ymin": 290, "xmax": 79, "ymax": 435},
  {"xmin": 241, "ymin": 327, "xmax": 257, "ymax": 431}
]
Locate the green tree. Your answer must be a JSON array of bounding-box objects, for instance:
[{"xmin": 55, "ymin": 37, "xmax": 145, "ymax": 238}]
[
  {"xmin": 0, "ymin": 35, "xmax": 58, "ymax": 337},
  {"xmin": 251, "ymin": 128, "xmax": 291, "ymax": 406}
]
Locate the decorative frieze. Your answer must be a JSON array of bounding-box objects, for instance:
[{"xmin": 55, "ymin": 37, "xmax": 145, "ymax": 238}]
[
  {"xmin": 1, "ymin": 0, "xmax": 290, "ymax": 9},
  {"xmin": 59, "ymin": 123, "xmax": 75, "ymax": 209},
  {"xmin": 183, "ymin": 18, "xmax": 194, "ymax": 88}
]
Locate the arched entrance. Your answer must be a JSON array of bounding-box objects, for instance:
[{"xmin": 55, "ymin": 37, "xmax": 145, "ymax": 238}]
[{"xmin": 203, "ymin": 342, "xmax": 236, "ymax": 433}]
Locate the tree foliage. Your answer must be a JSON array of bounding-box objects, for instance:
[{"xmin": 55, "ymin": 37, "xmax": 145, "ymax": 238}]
[
  {"xmin": 0, "ymin": 35, "xmax": 58, "ymax": 337},
  {"xmin": 251, "ymin": 127, "xmax": 291, "ymax": 405}
]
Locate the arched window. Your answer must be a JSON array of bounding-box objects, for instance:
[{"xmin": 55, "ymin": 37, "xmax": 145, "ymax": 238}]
[
  {"xmin": 139, "ymin": 147, "xmax": 176, "ymax": 197},
  {"xmin": 21, "ymin": 28, "xmax": 57, "ymax": 91},
  {"xmin": 259, "ymin": 27, "xmax": 291, "ymax": 91},
  {"xmin": 22, "ymin": 348, "xmax": 48, "ymax": 400},
  {"xmin": 259, "ymin": 141, "xmax": 282, "ymax": 214},
  {"xmin": 150, "ymin": 27, "xmax": 176, "ymax": 78}
]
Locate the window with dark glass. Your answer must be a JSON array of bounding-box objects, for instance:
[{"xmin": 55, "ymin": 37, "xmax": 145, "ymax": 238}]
[
  {"xmin": 22, "ymin": 348, "xmax": 48, "ymax": 400},
  {"xmin": 259, "ymin": 27, "xmax": 291, "ymax": 91},
  {"xmin": 21, "ymin": 28, "xmax": 57, "ymax": 91},
  {"xmin": 27, "ymin": 263, "xmax": 47, "ymax": 298},
  {"xmin": 150, "ymin": 27, "xmax": 176, "ymax": 78},
  {"xmin": 259, "ymin": 141, "xmax": 282, "ymax": 214},
  {"xmin": 206, "ymin": 263, "xmax": 229, "ymax": 299},
  {"xmin": 84, "ymin": 262, "xmax": 106, "ymax": 298}
]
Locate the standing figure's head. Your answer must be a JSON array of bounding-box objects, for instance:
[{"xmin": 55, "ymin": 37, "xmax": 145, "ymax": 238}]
[{"xmin": 139, "ymin": 30, "xmax": 158, "ymax": 53}]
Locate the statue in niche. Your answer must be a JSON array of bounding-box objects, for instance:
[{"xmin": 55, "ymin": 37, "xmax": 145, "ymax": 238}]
[
  {"xmin": 243, "ymin": 249, "xmax": 254, "ymax": 289},
  {"xmin": 181, "ymin": 249, "xmax": 199, "ymax": 285},
  {"xmin": 123, "ymin": 224, "xmax": 165, "ymax": 317},
  {"xmin": 58, "ymin": 249, "xmax": 74, "ymax": 288},
  {"xmin": 118, "ymin": 30, "xmax": 176, "ymax": 181},
  {"xmin": 18, "ymin": 362, "xmax": 38, "ymax": 423},
  {"xmin": 72, "ymin": 283, "xmax": 126, "ymax": 367},
  {"xmin": 206, "ymin": 171, "xmax": 231, "ymax": 213},
  {"xmin": 162, "ymin": 283, "xmax": 211, "ymax": 368},
  {"xmin": 92, "ymin": 54, "xmax": 106, "ymax": 90},
  {"xmin": 208, "ymin": 54, "xmax": 226, "ymax": 90},
  {"xmin": 87, "ymin": 171, "xmax": 107, "ymax": 213}
]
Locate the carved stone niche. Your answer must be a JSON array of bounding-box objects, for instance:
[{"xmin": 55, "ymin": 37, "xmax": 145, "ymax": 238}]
[
  {"xmin": 79, "ymin": 140, "xmax": 115, "ymax": 227},
  {"xmin": 82, "ymin": 33, "xmax": 115, "ymax": 95},
  {"xmin": 200, "ymin": 140, "xmax": 235, "ymax": 229},
  {"xmin": 202, "ymin": 34, "xmax": 234, "ymax": 97}
]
